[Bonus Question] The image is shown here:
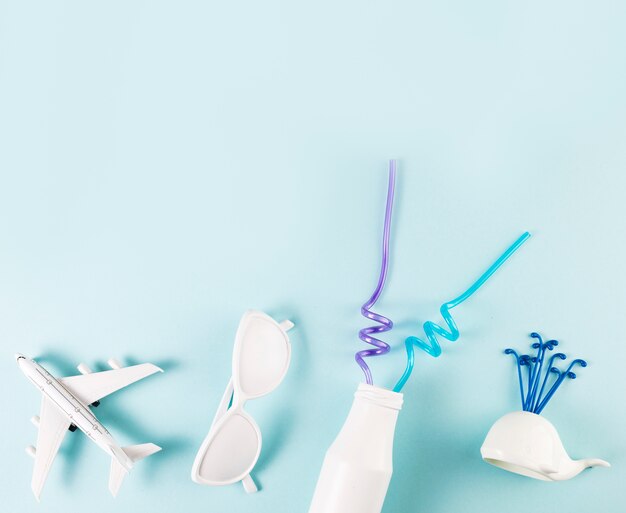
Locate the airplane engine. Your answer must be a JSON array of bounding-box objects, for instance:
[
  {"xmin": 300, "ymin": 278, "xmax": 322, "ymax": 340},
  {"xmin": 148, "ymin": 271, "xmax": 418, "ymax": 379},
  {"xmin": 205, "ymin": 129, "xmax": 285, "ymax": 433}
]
[
  {"xmin": 77, "ymin": 363, "xmax": 92, "ymax": 375},
  {"xmin": 107, "ymin": 358, "xmax": 122, "ymax": 370}
]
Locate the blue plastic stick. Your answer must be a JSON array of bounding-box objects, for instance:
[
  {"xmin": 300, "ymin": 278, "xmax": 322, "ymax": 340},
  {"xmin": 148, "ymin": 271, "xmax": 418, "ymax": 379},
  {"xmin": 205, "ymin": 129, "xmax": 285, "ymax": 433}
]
[
  {"xmin": 534, "ymin": 367, "xmax": 567, "ymax": 413},
  {"xmin": 504, "ymin": 334, "xmax": 587, "ymax": 414},
  {"xmin": 526, "ymin": 334, "xmax": 549, "ymax": 411},
  {"xmin": 534, "ymin": 352, "xmax": 566, "ymax": 409},
  {"xmin": 535, "ymin": 360, "xmax": 586, "ymax": 413},
  {"xmin": 520, "ymin": 355, "xmax": 534, "ymax": 408},
  {"xmin": 524, "ymin": 338, "xmax": 541, "ymax": 409},
  {"xmin": 393, "ymin": 231, "xmax": 531, "ymax": 392},
  {"xmin": 529, "ymin": 338, "xmax": 559, "ymax": 411}
]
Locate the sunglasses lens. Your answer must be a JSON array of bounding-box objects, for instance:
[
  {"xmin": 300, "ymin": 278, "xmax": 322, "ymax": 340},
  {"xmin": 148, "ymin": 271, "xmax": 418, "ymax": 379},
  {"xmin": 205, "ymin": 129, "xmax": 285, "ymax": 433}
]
[
  {"xmin": 236, "ymin": 315, "xmax": 290, "ymax": 397},
  {"xmin": 197, "ymin": 412, "xmax": 260, "ymax": 484}
]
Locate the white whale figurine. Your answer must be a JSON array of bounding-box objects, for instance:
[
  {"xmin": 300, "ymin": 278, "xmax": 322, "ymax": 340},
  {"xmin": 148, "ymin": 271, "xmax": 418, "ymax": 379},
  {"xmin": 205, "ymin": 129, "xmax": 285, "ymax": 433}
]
[{"xmin": 481, "ymin": 411, "xmax": 610, "ymax": 481}]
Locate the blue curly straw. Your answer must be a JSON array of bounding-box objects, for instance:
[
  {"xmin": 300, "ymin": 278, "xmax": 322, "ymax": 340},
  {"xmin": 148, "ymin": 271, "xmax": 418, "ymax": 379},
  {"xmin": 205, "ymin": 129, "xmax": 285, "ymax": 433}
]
[{"xmin": 393, "ymin": 232, "xmax": 531, "ymax": 392}]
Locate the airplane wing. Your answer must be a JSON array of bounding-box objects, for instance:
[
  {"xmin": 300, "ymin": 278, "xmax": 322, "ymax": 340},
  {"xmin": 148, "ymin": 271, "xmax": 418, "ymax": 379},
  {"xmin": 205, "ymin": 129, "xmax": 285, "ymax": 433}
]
[
  {"xmin": 60, "ymin": 363, "xmax": 163, "ymax": 406},
  {"xmin": 32, "ymin": 397, "xmax": 71, "ymax": 500}
]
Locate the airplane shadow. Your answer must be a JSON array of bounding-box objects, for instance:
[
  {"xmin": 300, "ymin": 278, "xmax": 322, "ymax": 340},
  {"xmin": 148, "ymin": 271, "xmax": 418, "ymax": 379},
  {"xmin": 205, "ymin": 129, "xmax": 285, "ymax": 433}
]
[
  {"xmin": 58, "ymin": 427, "xmax": 86, "ymax": 486},
  {"xmin": 118, "ymin": 356, "xmax": 180, "ymax": 373},
  {"xmin": 36, "ymin": 350, "xmax": 179, "ymax": 377},
  {"xmin": 37, "ymin": 350, "xmax": 81, "ymax": 377}
]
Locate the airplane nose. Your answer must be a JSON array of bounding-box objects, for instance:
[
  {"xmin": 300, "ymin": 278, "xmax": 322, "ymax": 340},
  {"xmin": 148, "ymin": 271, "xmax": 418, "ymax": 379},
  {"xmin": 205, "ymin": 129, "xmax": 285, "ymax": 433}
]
[{"xmin": 15, "ymin": 353, "xmax": 26, "ymax": 362}]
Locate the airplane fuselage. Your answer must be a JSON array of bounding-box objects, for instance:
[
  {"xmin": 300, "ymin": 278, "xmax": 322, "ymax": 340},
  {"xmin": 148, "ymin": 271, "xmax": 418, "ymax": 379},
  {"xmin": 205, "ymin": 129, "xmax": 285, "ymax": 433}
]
[{"xmin": 16, "ymin": 355, "xmax": 132, "ymax": 470}]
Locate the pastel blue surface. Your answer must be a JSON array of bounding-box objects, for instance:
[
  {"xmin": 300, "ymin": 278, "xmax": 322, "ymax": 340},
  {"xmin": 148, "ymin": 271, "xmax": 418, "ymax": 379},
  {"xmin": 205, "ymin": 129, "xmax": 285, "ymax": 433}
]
[{"xmin": 1, "ymin": 1, "xmax": 625, "ymax": 512}]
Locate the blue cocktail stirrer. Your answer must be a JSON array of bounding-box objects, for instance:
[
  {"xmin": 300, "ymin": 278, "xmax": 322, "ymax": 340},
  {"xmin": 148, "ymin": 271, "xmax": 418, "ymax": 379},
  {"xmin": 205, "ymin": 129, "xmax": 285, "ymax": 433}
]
[{"xmin": 504, "ymin": 333, "xmax": 587, "ymax": 414}]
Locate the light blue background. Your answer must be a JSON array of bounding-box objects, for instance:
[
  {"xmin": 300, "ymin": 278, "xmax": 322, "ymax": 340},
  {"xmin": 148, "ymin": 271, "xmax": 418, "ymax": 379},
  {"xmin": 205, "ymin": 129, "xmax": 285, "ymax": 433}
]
[{"xmin": 1, "ymin": 1, "xmax": 625, "ymax": 512}]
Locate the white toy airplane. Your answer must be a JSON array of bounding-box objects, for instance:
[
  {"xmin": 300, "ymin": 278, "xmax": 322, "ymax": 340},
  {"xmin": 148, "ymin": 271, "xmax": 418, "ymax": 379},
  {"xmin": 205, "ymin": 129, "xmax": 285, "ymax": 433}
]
[{"xmin": 15, "ymin": 353, "xmax": 163, "ymax": 500}]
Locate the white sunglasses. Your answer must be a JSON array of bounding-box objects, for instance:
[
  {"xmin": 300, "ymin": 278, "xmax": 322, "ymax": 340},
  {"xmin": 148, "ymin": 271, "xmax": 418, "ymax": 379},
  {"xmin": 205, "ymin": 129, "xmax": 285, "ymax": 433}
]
[{"xmin": 191, "ymin": 310, "xmax": 294, "ymax": 493}]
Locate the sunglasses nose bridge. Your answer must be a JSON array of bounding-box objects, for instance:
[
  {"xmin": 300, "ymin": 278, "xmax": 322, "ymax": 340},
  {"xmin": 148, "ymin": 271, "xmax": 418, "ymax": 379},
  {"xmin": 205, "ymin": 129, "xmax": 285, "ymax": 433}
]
[{"xmin": 228, "ymin": 383, "xmax": 246, "ymax": 410}]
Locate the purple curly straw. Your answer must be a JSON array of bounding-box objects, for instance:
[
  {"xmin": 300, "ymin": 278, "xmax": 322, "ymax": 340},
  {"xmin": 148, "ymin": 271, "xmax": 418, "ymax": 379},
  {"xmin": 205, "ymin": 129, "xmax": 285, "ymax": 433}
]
[{"xmin": 355, "ymin": 160, "xmax": 396, "ymax": 385}]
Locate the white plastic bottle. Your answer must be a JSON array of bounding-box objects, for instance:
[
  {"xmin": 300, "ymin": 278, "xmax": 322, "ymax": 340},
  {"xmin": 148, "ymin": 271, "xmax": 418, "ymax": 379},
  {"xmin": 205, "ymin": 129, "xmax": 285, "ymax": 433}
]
[{"xmin": 308, "ymin": 383, "xmax": 404, "ymax": 513}]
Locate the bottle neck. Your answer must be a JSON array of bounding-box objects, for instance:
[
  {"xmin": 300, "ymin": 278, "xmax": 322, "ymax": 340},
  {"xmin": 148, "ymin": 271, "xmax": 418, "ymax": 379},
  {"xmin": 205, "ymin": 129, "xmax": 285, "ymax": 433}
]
[
  {"xmin": 354, "ymin": 383, "xmax": 404, "ymax": 410},
  {"xmin": 326, "ymin": 383, "xmax": 404, "ymax": 466},
  {"xmin": 335, "ymin": 384, "xmax": 403, "ymax": 441},
  {"xmin": 345, "ymin": 384, "xmax": 403, "ymax": 436}
]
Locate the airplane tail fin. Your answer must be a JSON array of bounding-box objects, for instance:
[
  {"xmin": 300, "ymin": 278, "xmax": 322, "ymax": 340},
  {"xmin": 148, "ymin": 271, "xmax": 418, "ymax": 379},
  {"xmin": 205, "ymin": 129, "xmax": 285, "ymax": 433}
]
[{"xmin": 109, "ymin": 443, "xmax": 161, "ymax": 497}]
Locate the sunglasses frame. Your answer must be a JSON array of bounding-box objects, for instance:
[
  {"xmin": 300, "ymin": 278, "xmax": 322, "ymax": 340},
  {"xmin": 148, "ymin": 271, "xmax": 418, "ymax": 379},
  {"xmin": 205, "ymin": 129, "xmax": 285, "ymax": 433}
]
[{"xmin": 191, "ymin": 310, "xmax": 294, "ymax": 492}]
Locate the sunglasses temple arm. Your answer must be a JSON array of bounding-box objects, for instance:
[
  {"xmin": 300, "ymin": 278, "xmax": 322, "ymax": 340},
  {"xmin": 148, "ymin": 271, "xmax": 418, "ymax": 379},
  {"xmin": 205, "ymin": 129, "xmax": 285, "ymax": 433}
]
[
  {"xmin": 241, "ymin": 474, "xmax": 258, "ymax": 493},
  {"xmin": 209, "ymin": 377, "xmax": 235, "ymax": 432},
  {"xmin": 280, "ymin": 319, "xmax": 295, "ymax": 331}
]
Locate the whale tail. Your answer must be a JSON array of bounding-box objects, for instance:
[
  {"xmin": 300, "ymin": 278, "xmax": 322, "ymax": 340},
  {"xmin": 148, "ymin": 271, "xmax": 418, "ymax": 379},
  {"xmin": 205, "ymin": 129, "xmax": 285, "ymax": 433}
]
[{"xmin": 547, "ymin": 457, "xmax": 611, "ymax": 481}]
